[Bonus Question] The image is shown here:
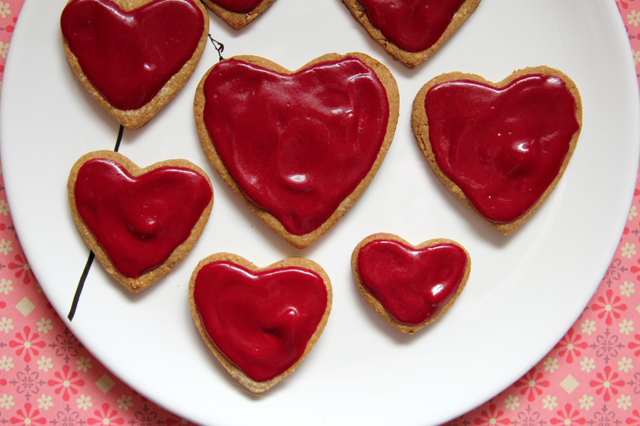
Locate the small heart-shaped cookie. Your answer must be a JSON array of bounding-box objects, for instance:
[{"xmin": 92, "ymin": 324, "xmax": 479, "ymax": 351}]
[
  {"xmin": 189, "ymin": 253, "xmax": 332, "ymax": 393},
  {"xmin": 341, "ymin": 0, "xmax": 481, "ymax": 68},
  {"xmin": 352, "ymin": 233, "xmax": 470, "ymax": 334},
  {"xmin": 68, "ymin": 151, "xmax": 213, "ymax": 292},
  {"xmin": 194, "ymin": 53, "xmax": 399, "ymax": 249},
  {"xmin": 412, "ymin": 66, "xmax": 582, "ymax": 235},
  {"xmin": 60, "ymin": 0, "xmax": 209, "ymax": 129},
  {"xmin": 202, "ymin": 0, "xmax": 276, "ymax": 30}
]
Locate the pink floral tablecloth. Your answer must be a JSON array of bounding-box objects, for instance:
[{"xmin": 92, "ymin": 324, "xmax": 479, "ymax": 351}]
[{"xmin": 1, "ymin": 1, "xmax": 640, "ymax": 425}]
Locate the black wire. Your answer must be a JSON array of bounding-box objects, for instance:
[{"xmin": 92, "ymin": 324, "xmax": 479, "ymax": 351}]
[
  {"xmin": 208, "ymin": 35, "xmax": 225, "ymax": 62},
  {"xmin": 68, "ymin": 124, "xmax": 124, "ymax": 321}
]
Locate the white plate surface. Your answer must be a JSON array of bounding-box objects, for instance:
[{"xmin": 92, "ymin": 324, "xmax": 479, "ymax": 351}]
[{"xmin": 2, "ymin": 0, "xmax": 639, "ymax": 425}]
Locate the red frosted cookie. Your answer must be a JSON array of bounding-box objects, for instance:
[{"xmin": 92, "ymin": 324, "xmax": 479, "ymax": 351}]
[
  {"xmin": 189, "ymin": 253, "xmax": 332, "ymax": 393},
  {"xmin": 60, "ymin": 0, "xmax": 209, "ymax": 129},
  {"xmin": 341, "ymin": 0, "xmax": 481, "ymax": 68},
  {"xmin": 194, "ymin": 53, "xmax": 399, "ymax": 249},
  {"xmin": 202, "ymin": 0, "xmax": 276, "ymax": 30},
  {"xmin": 412, "ymin": 66, "xmax": 582, "ymax": 235},
  {"xmin": 352, "ymin": 233, "xmax": 471, "ymax": 334},
  {"xmin": 68, "ymin": 151, "xmax": 214, "ymax": 292}
]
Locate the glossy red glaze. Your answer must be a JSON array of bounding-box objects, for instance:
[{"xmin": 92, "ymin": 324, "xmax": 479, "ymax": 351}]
[
  {"xmin": 358, "ymin": 0, "xmax": 466, "ymax": 52},
  {"xmin": 357, "ymin": 239, "xmax": 467, "ymax": 326},
  {"xmin": 193, "ymin": 261, "xmax": 328, "ymax": 382},
  {"xmin": 202, "ymin": 57, "xmax": 389, "ymax": 235},
  {"xmin": 74, "ymin": 159, "xmax": 212, "ymax": 278},
  {"xmin": 425, "ymin": 74, "xmax": 579, "ymax": 223},
  {"xmin": 209, "ymin": 0, "xmax": 263, "ymax": 13},
  {"xmin": 60, "ymin": 0, "xmax": 204, "ymax": 110}
]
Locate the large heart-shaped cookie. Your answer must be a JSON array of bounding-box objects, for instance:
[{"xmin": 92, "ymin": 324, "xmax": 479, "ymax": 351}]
[
  {"xmin": 352, "ymin": 233, "xmax": 471, "ymax": 334},
  {"xmin": 194, "ymin": 53, "xmax": 399, "ymax": 249},
  {"xmin": 341, "ymin": 0, "xmax": 481, "ymax": 68},
  {"xmin": 202, "ymin": 0, "xmax": 276, "ymax": 30},
  {"xmin": 68, "ymin": 151, "xmax": 213, "ymax": 292},
  {"xmin": 412, "ymin": 66, "xmax": 582, "ymax": 235},
  {"xmin": 189, "ymin": 253, "xmax": 332, "ymax": 393},
  {"xmin": 60, "ymin": 0, "xmax": 208, "ymax": 129}
]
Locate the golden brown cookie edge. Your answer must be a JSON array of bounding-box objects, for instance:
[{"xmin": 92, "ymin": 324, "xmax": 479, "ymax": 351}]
[
  {"xmin": 194, "ymin": 52, "xmax": 399, "ymax": 249},
  {"xmin": 188, "ymin": 253, "xmax": 332, "ymax": 393},
  {"xmin": 351, "ymin": 233, "xmax": 471, "ymax": 334},
  {"xmin": 60, "ymin": 0, "xmax": 209, "ymax": 130},
  {"xmin": 340, "ymin": 0, "xmax": 482, "ymax": 69},
  {"xmin": 202, "ymin": 0, "xmax": 276, "ymax": 30},
  {"xmin": 67, "ymin": 150, "xmax": 214, "ymax": 292},
  {"xmin": 411, "ymin": 66, "xmax": 582, "ymax": 235}
]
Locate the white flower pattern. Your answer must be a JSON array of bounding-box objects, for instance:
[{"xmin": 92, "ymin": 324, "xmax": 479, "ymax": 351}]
[
  {"xmin": 0, "ymin": 2, "xmax": 10, "ymax": 19},
  {"xmin": 621, "ymin": 242, "xmax": 636, "ymax": 258},
  {"xmin": 37, "ymin": 394, "xmax": 53, "ymax": 411},
  {"xmin": 620, "ymin": 281, "xmax": 635, "ymax": 297}
]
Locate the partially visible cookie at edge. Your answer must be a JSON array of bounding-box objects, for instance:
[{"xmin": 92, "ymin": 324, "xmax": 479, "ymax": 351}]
[
  {"xmin": 341, "ymin": 0, "xmax": 481, "ymax": 69},
  {"xmin": 202, "ymin": 0, "xmax": 276, "ymax": 30}
]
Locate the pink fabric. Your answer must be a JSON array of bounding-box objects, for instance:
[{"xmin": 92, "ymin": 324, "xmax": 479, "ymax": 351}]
[{"xmin": 1, "ymin": 1, "xmax": 639, "ymax": 424}]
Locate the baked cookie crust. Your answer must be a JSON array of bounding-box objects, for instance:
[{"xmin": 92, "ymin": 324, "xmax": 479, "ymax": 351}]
[
  {"xmin": 188, "ymin": 253, "xmax": 332, "ymax": 393},
  {"xmin": 411, "ymin": 66, "xmax": 583, "ymax": 235},
  {"xmin": 352, "ymin": 233, "xmax": 471, "ymax": 335},
  {"xmin": 341, "ymin": 0, "xmax": 481, "ymax": 69},
  {"xmin": 202, "ymin": 0, "xmax": 276, "ymax": 30},
  {"xmin": 68, "ymin": 150, "xmax": 214, "ymax": 292},
  {"xmin": 61, "ymin": 0, "xmax": 209, "ymax": 130},
  {"xmin": 194, "ymin": 52, "xmax": 400, "ymax": 249}
]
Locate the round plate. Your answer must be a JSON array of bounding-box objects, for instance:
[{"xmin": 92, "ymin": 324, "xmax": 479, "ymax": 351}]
[{"xmin": 1, "ymin": 0, "xmax": 638, "ymax": 425}]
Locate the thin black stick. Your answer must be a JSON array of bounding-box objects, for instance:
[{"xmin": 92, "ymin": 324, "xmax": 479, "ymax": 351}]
[
  {"xmin": 114, "ymin": 124, "xmax": 124, "ymax": 153},
  {"xmin": 68, "ymin": 124, "xmax": 124, "ymax": 321},
  {"xmin": 208, "ymin": 35, "xmax": 225, "ymax": 62},
  {"xmin": 67, "ymin": 251, "xmax": 94, "ymax": 321}
]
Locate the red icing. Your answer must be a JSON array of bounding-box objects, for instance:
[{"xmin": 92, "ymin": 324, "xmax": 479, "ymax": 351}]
[
  {"xmin": 425, "ymin": 74, "xmax": 579, "ymax": 223},
  {"xmin": 357, "ymin": 239, "xmax": 467, "ymax": 326},
  {"xmin": 74, "ymin": 159, "xmax": 212, "ymax": 278},
  {"xmin": 358, "ymin": 0, "xmax": 467, "ymax": 53},
  {"xmin": 210, "ymin": 0, "xmax": 263, "ymax": 13},
  {"xmin": 193, "ymin": 261, "xmax": 328, "ymax": 382},
  {"xmin": 60, "ymin": 0, "xmax": 204, "ymax": 110},
  {"xmin": 202, "ymin": 57, "xmax": 389, "ymax": 235}
]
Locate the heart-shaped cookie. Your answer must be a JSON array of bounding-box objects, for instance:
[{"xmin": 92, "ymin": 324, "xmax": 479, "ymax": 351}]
[
  {"xmin": 60, "ymin": 0, "xmax": 208, "ymax": 130},
  {"xmin": 194, "ymin": 53, "xmax": 399, "ymax": 249},
  {"xmin": 412, "ymin": 66, "xmax": 582, "ymax": 235},
  {"xmin": 202, "ymin": 0, "xmax": 276, "ymax": 30},
  {"xmin": 189, "ymin": 253, "xmax": 332, "ymax": 393},
  {"xmin": 341, "ymin": 0, "xmax": 481, "ymax": 68},
  {"xmin": 68, "ymin": 151, "xmax": 213, "ymax": 292},
  {"xmin": 352, "ymin": 233, "xmax": 470, "ymax": 334}
]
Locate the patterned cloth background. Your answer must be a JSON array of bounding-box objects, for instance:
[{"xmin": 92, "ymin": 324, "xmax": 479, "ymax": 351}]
[{"xmin": 1, "ymin": 1, "xmax": 640, "ymax": 425}]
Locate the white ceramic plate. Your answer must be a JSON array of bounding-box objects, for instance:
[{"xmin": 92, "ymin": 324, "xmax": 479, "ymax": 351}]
[{"xmin": 2, "ymin": 0, "xmax": 638, "ymax": 425}]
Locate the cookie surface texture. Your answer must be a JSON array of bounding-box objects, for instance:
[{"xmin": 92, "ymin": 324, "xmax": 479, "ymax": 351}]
[
  {"xmin": 68, "ymin": 151, "xmax": 214, "ymax": 292},
  {"xmin": 194, "ymin": 53, "xmax": 399, "ymax": 249},
  {"xmin": 189, "ymin": 253, "xmax": 332, "ymax": 393},
  {"xmin": 202, "ymin": 0, "xmax": 276, "ymax": 30},
  {"xmin": 341, "ymin": 0, "xmax": 481, "ymax": 68},
  {"xmin": 60, "ymin": 0, "xmax": 209, "ymax": 129},
  {"xmin": 352, "ymin": 233, "xmax": 471, "ymax": 334},
  {"xmin": 412, "ymin": 66, "xmax": 582, "ymax": 235}
]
